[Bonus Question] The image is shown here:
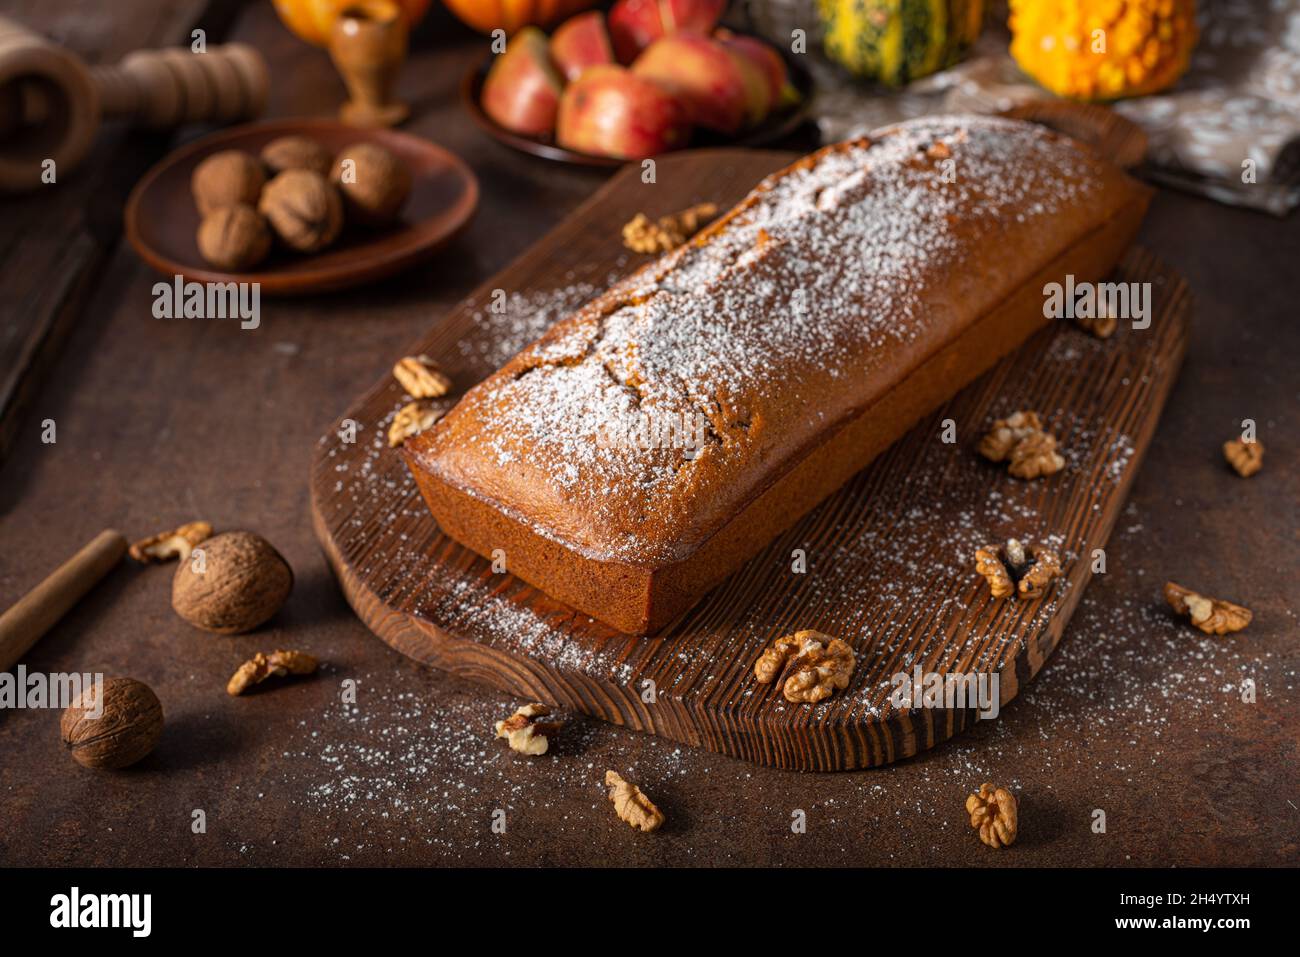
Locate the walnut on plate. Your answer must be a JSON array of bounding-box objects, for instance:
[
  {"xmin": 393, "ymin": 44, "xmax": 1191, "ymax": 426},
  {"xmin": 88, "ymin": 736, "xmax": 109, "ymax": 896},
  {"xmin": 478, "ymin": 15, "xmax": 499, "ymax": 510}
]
[
  {"xmin": 227, "ymin": 649, "xmax": 318, "ymax": 696},
  {"xmin": 1223, "ymin": 438, "xmax": 1263, "ymax": 477},
  {"xmin": 975, "ymin": 538, "xmax": 1062, "ymax": 600},
  {"xmin": 494, "ymin": 703, "xmax": 563, "ymax": 756},
  {"xmin": 966, "ymin": 783, "xmax": 1018, "ymax": 849},
  {"xmin": 754, "ymin": 629, "xmax": 855, "ymax": 704},
  {"xmin": 978, "ymin": 410, "xmax": 1065, "ymax": 480},
  {"xmin": 393, "ymin": 355, "xmax": 452, "ymax": 399},
  {"xmin": 1164, "ymin": 582, "xmax": 1252, "ymax": 635},
  {"xmin": 605, "ymin": 770, "xmax": 664, "ymax": 832}
]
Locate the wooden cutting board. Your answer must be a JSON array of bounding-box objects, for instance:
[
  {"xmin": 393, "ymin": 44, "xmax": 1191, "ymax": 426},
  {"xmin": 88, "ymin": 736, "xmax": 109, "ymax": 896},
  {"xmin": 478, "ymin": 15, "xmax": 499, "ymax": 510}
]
[{"xmin": 310, "ymin": 144, "xmax": 1189, "ymax": 771}]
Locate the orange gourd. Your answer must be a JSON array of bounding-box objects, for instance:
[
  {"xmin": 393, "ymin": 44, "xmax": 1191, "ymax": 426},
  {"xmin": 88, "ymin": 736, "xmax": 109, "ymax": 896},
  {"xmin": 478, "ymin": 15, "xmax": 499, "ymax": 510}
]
[
  {"xmin": 1009, "ymin": 0, "xmax": 1198, "ymax": 101},
  {"xmin": 272, "ymin": 0, "xmax": 432, "ymax": 47},
  {"xmin": 442, "ymin": 0, "xmax": 601, "ymax": 35}
]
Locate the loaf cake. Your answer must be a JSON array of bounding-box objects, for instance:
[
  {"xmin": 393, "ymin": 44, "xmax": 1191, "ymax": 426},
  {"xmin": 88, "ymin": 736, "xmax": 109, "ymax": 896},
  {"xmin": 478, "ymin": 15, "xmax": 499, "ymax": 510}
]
[{"xmin": 404, "ymin": 116, "xmax": 1151, "ymax": 634}]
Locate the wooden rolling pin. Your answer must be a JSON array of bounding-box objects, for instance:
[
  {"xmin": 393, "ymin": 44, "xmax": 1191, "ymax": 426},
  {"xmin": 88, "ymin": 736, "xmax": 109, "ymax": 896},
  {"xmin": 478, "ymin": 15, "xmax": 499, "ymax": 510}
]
[
  {"xmin": 0, "ymin": 15, "xmax": 269, "ymax": 192},
  {"xmin": 0, "ymin": 529, "xmax": 127, "ymax": 673}
]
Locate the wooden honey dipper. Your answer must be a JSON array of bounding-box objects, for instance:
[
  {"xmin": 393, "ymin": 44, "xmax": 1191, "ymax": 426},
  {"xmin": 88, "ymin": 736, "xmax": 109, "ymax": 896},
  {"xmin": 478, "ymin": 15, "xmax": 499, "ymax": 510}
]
[{"xmin": 0, "ymin": 15, "xmax": 269, "ymax": 193}]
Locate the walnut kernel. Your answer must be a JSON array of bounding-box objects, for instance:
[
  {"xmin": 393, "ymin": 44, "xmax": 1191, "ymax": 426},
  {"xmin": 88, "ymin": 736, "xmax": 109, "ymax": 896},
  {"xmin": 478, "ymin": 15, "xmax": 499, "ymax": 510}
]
[
  {"xmin": 494, "ymin": 703, "xmax": 563, "ymax": 755},
  {"xmin": 227, "ymin": 650, "xmax": 319, "ymax": 696},
  {"xmin": 393, "ymin": 355, "xmax": 452, "ymax": 399},
  {"xmin": 129, "ymin": 520, "xmax": 213, "ymax": 563},
  {"xmin": 754, "ymin": 629, "xmax": 855, "ymax": 704},
  {"xmin": 622, "ymin": 202, "xmax": 718, "ymax": 254},
  {"xmin": 388, "ymin": 400, "xmax": 447, "ymax": 448},
  {"xmin": 605, "ymin": 770, "xmax": 664, "ymax": 832},
  {"xmin": 975, "ymin": 539, "xmax": 1062, "ymax": 600},
  {"xmin": 979, "ymin": 410, "xmax": 1064, "ymax": 479},
  {"xmin": 1223, "ymin": 438, "xmax": 1263, "ymax": 477},
  {"xmin": 1164, "ymin": 582, "xmax": 1252, "ymax": 635},
  {"xmin": 966, "ymin": 783, "xmax": 1018, "ymax": 848}
]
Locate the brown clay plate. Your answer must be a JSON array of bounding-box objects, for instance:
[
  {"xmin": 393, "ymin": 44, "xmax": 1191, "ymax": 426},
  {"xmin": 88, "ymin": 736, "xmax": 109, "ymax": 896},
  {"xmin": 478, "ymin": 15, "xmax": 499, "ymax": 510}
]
[
  {"xmin": 125, "ymin": 119, "xmax": 480, "ymax": 296},
  {"xmin": 461, "ymin": 51, "xmax": 815, "ymax": 167}
]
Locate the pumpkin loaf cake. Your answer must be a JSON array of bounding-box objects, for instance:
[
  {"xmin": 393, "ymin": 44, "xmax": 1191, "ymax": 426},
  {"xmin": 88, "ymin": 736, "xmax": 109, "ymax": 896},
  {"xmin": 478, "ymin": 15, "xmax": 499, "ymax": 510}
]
[{"xmin": 404, "ymin": 116, "xmax": 1151, "ymax": 634}]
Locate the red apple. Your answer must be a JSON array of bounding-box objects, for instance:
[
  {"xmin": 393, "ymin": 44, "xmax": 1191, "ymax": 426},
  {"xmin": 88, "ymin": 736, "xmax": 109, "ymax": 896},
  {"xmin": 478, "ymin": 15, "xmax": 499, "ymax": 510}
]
[
  {"xmin": 551, "ymin": 11, "xmax": 615, "ymax": 82},
  {"xmin": 481, "ymin": 27, "xmax": 563, "ymax": 137},
  {"xmin": 716, "ymin": 29, "xmax": 794, "ymax": 111},
  {"xmin": 632, "ymin": 34, "xmax": 748, "ymax": 134},
  {"xmin": 557, "ymin": 65, "xmax": 690, "ymax": 160},
  {"xmin": 608, "ymin": 0, "xmax": 726, "ymax": 63}
]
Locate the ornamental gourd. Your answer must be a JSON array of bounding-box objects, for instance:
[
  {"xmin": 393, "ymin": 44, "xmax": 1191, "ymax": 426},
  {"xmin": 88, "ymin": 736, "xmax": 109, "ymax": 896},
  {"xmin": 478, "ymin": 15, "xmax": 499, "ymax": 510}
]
[
  {"xmin": 1009, "ymin": 0, "xmax": 1198, "ymax": 100},
  {"xmin": 818, "ymin": 0, "xmax": 985, "ymax": 86},
  {"xmin": 272, "ymin": 0, "xmax": 432, "ymax": 47},
  {"xmin": 442, "ymin": 0, "xmax": 601, "ymax": 35}
]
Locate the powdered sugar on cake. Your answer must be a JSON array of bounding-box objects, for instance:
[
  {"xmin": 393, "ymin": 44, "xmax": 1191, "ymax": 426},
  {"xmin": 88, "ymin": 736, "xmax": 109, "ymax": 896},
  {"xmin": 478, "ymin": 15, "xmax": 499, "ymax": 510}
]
[{"xmin": 423, "ymin": 116, "xmax": 1118, "ymax": 563}]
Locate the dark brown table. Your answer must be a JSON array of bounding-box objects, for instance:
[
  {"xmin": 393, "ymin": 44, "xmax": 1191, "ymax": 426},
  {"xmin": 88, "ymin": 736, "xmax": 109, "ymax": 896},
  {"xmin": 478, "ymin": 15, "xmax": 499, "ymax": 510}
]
[{"xmin": 1, "ymin": 0, "xmax": 1296, "ymax": 867}]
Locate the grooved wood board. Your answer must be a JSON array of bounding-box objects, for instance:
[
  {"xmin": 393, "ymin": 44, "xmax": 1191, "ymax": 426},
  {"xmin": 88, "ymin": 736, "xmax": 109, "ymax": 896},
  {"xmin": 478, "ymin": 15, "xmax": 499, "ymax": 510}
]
[{"xmin": 310, "ymin": 148, "xmax": 1189, "ymax": 771}]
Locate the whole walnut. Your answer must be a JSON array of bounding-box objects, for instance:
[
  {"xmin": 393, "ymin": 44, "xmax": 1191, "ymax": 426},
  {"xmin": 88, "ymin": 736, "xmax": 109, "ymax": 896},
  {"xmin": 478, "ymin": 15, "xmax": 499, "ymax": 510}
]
[
  {"xmin": 61, "ymin": 677, "xmax": 164, "ymax": 770},
  {"xmin": 172, "ymin": 531, "xmax": 294, "ymax": 634},
  {"xmin": 196, "ymin": 203, "xmax": 272, "ymax": 270},
  {"xmin": 192, "ymin": 150, "xmax": 267, "ymax": 216},
  {"xmin": 261, "ymin": 135, "xmax": 333, "ymax": 177},
  {"xmin": 258, "ymin": 169, "xmax": 344, "ymax": 252},
  {"xmin": 332, "ymin": 142, "xmax": 411, "ymax": 226}
]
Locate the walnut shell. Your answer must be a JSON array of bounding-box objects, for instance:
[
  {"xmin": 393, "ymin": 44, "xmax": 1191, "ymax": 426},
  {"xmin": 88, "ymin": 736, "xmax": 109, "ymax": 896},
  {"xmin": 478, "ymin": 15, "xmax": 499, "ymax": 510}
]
[
  {"xmin": 332, "ymin": 142, "xmax": 411, "ymax": 226},
  {"xmin": 171, "ymin": 531, "xmax": 294, "ymax": 634},
  {"xmin": 192, "ymin": 150, "xmax": 267, "ymax": 217},
  {"xmin": 261, "ymin": 135, "xmax": 333, "ymax": 177},
  {"xmin": 61, "ymin": 677, "xmax": 164, "ymax": 770},
  {"xmin": 196, "ymin": 204, "xmax": 272, "ymax": 270},
  {"xmin": 258, "ymin": 169, "xmax": 344, "ymax": 252}
]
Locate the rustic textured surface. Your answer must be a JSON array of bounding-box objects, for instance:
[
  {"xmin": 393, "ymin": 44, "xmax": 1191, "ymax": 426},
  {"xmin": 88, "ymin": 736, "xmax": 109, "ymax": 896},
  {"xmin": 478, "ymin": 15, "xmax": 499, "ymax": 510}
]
[{"xmin": 0, "ymin": 1, "xmax": 1296, "ymax": 865}]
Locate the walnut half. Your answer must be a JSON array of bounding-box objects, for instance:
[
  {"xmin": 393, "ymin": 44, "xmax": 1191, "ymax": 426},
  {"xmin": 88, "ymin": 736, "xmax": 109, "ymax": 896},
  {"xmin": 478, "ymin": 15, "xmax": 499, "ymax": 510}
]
[
  {"xmin": 1165, "ymin": 582, "xmax": 1252, "ymax": 635},
  {"xmin": 393, "ymin": 355, "xmax": 453, "ymax": 399},
  {"xmin": 227, "ymin": 649, "xmax": 318, "ymax": 696},
  {"xmin": 129, "ymin": 521, "xmax": 213, "ymax": 563},
  {"xmin": 975, "ymin": 539, "xmax": 1062, "ymax": 600},
  {"xmin": 605, "ymin": 770, "xmax": 664, "ymax": 832},
  {"xmin": 494, "ymin": 703, "xmax": 563, "ymax": 756},
  {"xmin": 388, "ymin": 400, "xmax": 447, "ymax": 448},
  {"xmin": 966, "ymin": 783, "xmax": 1018, "ymax": 849},
  {"xmin": 1223, "ymin": 438, "xmax": 1263, "ymax": 478},
  {"xmin": 978, "ymin": 410, "xmax": 1065, "ymax": 480},
  {"xmin": 754, "ymin": 630, "xmax": 855, "ymax": 704}
]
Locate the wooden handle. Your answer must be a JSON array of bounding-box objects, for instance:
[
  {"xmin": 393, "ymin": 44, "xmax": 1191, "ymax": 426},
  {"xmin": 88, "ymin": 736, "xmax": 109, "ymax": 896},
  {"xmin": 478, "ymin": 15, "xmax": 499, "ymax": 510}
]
[
  {"xmin": 92, "ymin": 42, "xmax": 269, "ymax": 127},
  {"xmin": 0, "ymin": 529, "xmax": 127, "ymax": 673}
]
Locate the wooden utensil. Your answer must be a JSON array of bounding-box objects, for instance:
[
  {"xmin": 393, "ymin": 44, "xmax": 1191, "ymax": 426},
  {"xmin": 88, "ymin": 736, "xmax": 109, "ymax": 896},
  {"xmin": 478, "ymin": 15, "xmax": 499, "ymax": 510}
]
[
  {"xmin": 0, "ymin": 14, "xmax": 269, "ymax": 192},
  {"xmin": 0, "ymin": 529, "xmax": 127, "ymax": 673},
  {"xmin": 329, "ymin": 1, "xmax": 410, "ymax": 128},
  {"xmin": 125, "ymin": 119, "xmax": 479, "ymax": 295}
]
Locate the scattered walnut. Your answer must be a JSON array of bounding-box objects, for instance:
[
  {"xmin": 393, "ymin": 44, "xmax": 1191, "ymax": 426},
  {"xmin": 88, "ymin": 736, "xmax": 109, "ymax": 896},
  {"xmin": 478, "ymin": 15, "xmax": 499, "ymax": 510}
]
[
  {"xmin": 129, "ymin": 520, "xmax": 213, "ymax": 563},
  {"xmin": 975, "ymin": 539, "xmax": 1062, "ymax": 600},
  {"xmin": 388, "ymin": 400, "xmax": 447, "ymax": 447},
  {"xmin": 604, "ymin": 770, "xmax": 664, "ymax": 832},
  {"xmin": 494, "ymin": 703, "xmax": 563, "ymax": 756},
  {"xmin": 754, "ymin": 629, "xmax": 855, "ymax": 704},
  {"xmin": 1223, "ymin": 438, "xmax": 1263, "ymax": 477},
  {"xmin": 1164, "ymin": 582, "xmax": 1252, "ymax": 635},
  {"xmin": 979, "ymin": 410, "xmax": 1064, "ymax": 479},
  {"xmin": 171, "ymin": 531, "xmax": 293, "ymax": 634},
  {"xmin": 622, "ymin": 202, "xmax": 717, "ymax": 254},
  {"xmin": 966, "ymin": 783, "xmax": 1018, "ymax": 849},
  {"xmin": 61, "ymin": 676, "xmax": 164, "ymax": 770},
  {"xmin": 227, "ymin": 650, "xmax": 319, "ymax": 696},
  {"xmin": 393, "ymin": 354, "xmax": 452, "ymax": 399},
  {"xmin": 1073, "ymin": 310, "xmax": 1118, "ymax": 339}
]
